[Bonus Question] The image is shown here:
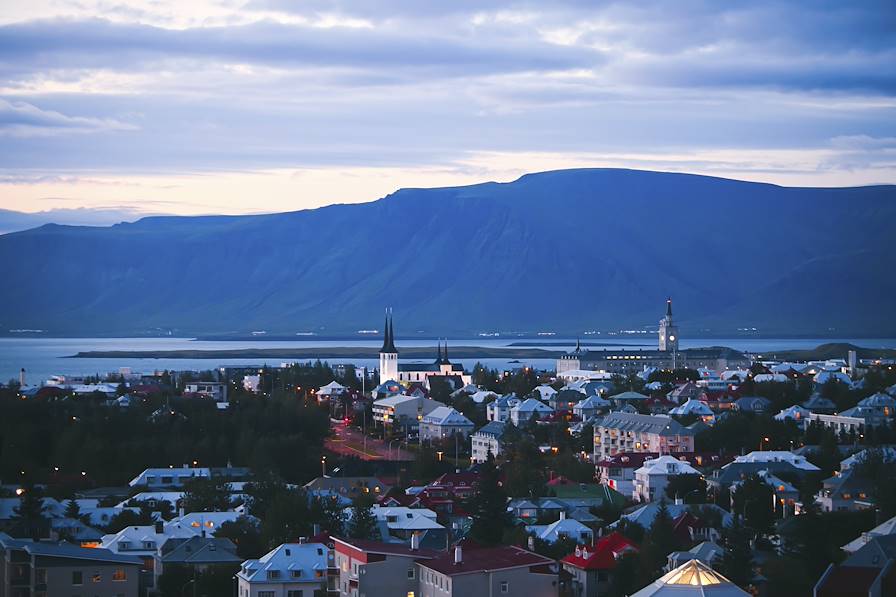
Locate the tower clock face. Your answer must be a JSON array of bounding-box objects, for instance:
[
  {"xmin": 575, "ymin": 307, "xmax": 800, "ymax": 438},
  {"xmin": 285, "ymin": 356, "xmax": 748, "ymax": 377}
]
[{"xmin": 669, "ymin": 335, "xmax": 675, "ymax": 342}]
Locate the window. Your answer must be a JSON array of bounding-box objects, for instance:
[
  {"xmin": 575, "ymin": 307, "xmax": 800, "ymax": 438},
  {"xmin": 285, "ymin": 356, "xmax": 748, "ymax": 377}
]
[
  {"xmin": 291, "ymin": 570, "xmax": 302, "ymax": 578},
  {"xmin": 112, "ymin": 568, "xmax": 127, "ymax": 581},
  {"xmin": 92, "ymin": 572, "xmax": 102, "ymax": 583},
  {"xmin": 407, "ymin": 568, "xmax": 415, "ymax": 579},
  {"xmin": 268, "ymin": 570, "xmax": 281, "ymax": 580},
  {"xmin": 259, "ymin": 592, "xmax": 275, "ymax": 597},
  {"xmin": 72, "ymin": 571, "xmax": 83, "ymax": 585},
  {"xmin": 287, "ymin": 591, "xmax": 303, "ymax": 597},
  {"xmin": 35, "ymin": 568, "xmax": 47, "ymax": 584},
  {"xmin": 501, "ymin": 581, "xmax": 509, "ymax": 593}
]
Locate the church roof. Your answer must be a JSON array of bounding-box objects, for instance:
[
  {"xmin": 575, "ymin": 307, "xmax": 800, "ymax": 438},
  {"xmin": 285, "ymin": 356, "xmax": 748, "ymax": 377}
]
[{"xmin": 380, "ymin": 311, "xmax": 397, "ymax": 354}]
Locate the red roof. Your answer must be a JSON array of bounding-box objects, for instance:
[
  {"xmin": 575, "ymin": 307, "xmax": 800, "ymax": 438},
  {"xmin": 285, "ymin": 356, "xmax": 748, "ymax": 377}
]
[
  {"xmin": 333, "ymin": 537, "xmax": 440, "ymax": 559},
  {"xmin": 561, "ymin": 532, "xmax": 638, "ymax": 571},
  {"xmin": 420, "ymin": 545, "xmax": 553, "ymax": 576}
]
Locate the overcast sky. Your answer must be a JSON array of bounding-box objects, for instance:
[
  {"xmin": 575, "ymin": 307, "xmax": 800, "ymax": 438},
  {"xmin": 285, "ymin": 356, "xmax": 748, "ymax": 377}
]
[{"xmin": 0, "ymin": 0, "xmax": 894, "ymax": 216}]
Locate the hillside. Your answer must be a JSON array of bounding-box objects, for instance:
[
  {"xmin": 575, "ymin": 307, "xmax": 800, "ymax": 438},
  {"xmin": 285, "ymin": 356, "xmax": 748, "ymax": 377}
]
[{"xmin": 0, "ymin": 168, "xmax": 893, "ymax": 336}]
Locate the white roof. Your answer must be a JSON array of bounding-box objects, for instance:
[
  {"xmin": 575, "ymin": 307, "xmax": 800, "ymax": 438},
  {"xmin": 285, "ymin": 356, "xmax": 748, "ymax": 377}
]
[
  {"xmin": 840, "ymin": 447, "xmax": 896, "ymax": 470},
  {"xmin": 842, "ymin": 514, "xmax": 896, "ymax": 553},
  {"xmin": 669, "ymin": 399, "xmax": 713, "ymax": 416},
  {"xmin": 364, "ymin": 506, "xmax": 443, "ymax": 531},
  {"xmin": 632, "ymin": 559, "xmax": 749, "ymax": 596},
  {"xmin": 635, "ymin": 455, "xmax": 700, "ymax": 477},
  {"xmin": 525, "ymin": 517, "xmax": 592, "ymax": 543},
  {"xmin": 373, "ymin": 394, "xmax": 419, "ymax": 408},
  {"xmin": 238, "ymin": 543, "xmax": 328, "ymax": 584},
  {"xmin": 422, "ymin": 406, "xmax": 473, "ymax": 427},
  {"xmin": 166, "ymin": 511, "xmax": 243, "ymax": 534},
  {"xmin": 753, "ymin": 373, "xmax": 790, "ymax": 383},
  {"xmin": 116, "ymin": 491, "xmax": 185, "ymax": 507},
  {"xmin": 533, "ymin": 385, "xmax": 558, "ymax": 398},
  {"xmin": 773, "ymin": 405, "xmax": 811, "ymax": 422},
  {"xmin": 129, "ymin": 467, "xmax": 211, "ymax": 487},
  {"xmin": 771, "ymin": 362, "xmax": 809, "ymax": 373},
  {"xmin": 512, "ymin": 398, "xmax": 554, "ymax": 413},
  {"xmin": 318, "ymin": 381, "xmax": 347, "ymax": 393},
  {"xmin": 470, "ymin": 390, "xmax": 498, "ymax": 404},
  {"xmin": 732, "ymin": 451, "xmax": 819, "ymax": 471},
  {"xmin": 101, "ymin": 524, "xmax": 195, "ymax": 553},
  {"xmin": 813, "ymin": 371, "xmax": 852, "ymax": 386},
  {"xmin": 575, "ymin": 395, "xmax": 612, "ymax": 410},
  {"xmin": 720, "ymin": 370, "xmax": 749, "ymax": 381}
]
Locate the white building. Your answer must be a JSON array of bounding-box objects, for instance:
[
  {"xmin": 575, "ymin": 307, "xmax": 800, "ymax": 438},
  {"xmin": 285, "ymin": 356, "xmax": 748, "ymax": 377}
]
[
  {"xmin": 128, "ymin": 466, "xmax": 212, "ymax": 488},
  {"xmin": 419, "ymin": 406, "xmax": 474, "ymax": 442},
  {"xmin": 633, "ymin": 455, "xmax": 701, "ymax": 503},
  {"xmin": 486, "ymin": 394, "xmax": 520, "ymax": 422},
  {"xmin": 471, "ymin": 421, "xmax": 507, "ymax": 463},
  {"xmin": 237, "ymin": 543, "xmax": 330, "ymax": 597},
  {"xmin": 184, "ymin": 381, "xmax": 226, "ymax": 401},
  {"xmin": 525, "ymin": 512, "xmax": 593, "ymax": 544},
  {"xmin": 594, "ymin": 412, "xmax": 696, "ymax": 461},
  {"xmin": 242, "ymin": 375, "xmax": 261, "ymax": 393},
  {"xmin": 509, "ymin": 398, "xmax": 554, "ymax": 426},
  {"xmin": 372, "ymin": 394, "xmax": 441, "ymax": 431},
  {"xmin": 730, "ymin": 451, "xmax": 820, "ymax": 472}
]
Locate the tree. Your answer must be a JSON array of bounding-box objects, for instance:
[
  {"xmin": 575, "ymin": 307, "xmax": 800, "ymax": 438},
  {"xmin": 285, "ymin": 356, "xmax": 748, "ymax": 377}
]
[
  {"xmin": 181, "ymin": 477, "xmax": 232, "ymax": 513},
  {"xmin": 718, "ymin": 517, "xmax": 754, "ymax": 588},
  {"xmin": 731, "ymin": 475, "xmax": 774, "ymax": 534},
  {"xmin": 244, "ymin": 474, "xmax": 289, "ymax": 519},
  {"xmin": 64, "ymin": 498, "xmax": 82, "ymax": 520},
  {"xmin": 664, "ymin": 474, "xmax": 706, "ymax": 503},
  {"xmin": 260, "ymin": 488, "xmax": 313, "ymax": 548},
  {"xmin": 13, "ymin": 481, "xmax": 48, "ymax": 540},
  {"xmin": 608, "ymin": 552, "xmax": 641, "ymax": 597},
  {"xmin": 217, "ymin": 516, "xmax": 264, "ymax": 559},
  {"xmin": 347, "ymin": 494, "xmax": 378, "ymax": 540},
  {"xmin": 467, "ymin": 452, "xmax": 509, "ymax": 546},
  {"xmin": 639, "ymin": 500, "xmax": 678, "ymax": 578},
  {"xmin": 105, "ymin": 508, "xmax": 153, "ymax": 533}
]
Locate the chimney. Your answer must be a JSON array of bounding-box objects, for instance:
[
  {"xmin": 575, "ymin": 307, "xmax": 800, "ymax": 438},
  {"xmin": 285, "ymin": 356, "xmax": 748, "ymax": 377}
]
[
  {"xmin": 312, "ymin": 523, "xmax": 321, "ymax": 537},
  {"xmin": 528, "ymin": 536, "xmax": 535, "ymax": 551},
  {"xmin": 559, "ymin": 510, "xmax": 566, "ymax": 521},
  {"xmin": 410, "ymin": 533, "xmax": 419, "ymax": 551},
  {"xmin": 154, "ymin": 521, "xmax": 163, "ymax": 534},
  {"xmin": 299, "ymin": 537, "xmax": 307, "ymax": 544},
  {"xmin": 179, "ymin": 507, "xmax": 185, "ymax": 519},
  {"xmin": 19, "ymin": 368, "xmax": 25, "ymax": 387},
  {"xmin": 674, "ymin": 497, "xmax": 683, "ymax": 506},
  {"xmin": 454, "ymin": 545, "xmax": 462, "ymax": 565}
]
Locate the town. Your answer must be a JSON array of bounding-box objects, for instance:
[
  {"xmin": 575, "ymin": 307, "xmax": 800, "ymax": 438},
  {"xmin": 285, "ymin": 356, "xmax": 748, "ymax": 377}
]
[{"xmin": 2, "ymin": 302, "xmax": 896, "ymax": 597}]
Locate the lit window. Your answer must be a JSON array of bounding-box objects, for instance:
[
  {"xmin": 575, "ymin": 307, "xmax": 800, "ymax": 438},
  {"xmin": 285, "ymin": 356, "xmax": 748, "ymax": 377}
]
[{"xmin": 112, "ymin": 569, "xmax": 126, "ymax": 582}]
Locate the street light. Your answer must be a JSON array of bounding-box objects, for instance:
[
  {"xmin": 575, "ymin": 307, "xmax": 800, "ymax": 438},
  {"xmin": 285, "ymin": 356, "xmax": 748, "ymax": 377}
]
[{"xmin": 320, "ymin": 456, "xmax": 327, "ymax": 477}]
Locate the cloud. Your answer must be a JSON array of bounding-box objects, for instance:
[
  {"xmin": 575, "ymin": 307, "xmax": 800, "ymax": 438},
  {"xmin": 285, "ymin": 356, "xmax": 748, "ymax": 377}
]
[{"xmin": 0, "ymin": 98, "xmax": 137, "ymax": 136}]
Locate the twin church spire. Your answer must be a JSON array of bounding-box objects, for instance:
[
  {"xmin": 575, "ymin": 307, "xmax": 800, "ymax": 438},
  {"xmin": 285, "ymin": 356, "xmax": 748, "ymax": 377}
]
[{"xmin": 380, "ymin": 309, "xmax": 398, "ymax": 354}]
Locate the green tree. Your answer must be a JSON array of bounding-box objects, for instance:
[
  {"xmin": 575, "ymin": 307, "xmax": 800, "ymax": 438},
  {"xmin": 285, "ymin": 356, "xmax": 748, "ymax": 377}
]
[
  {"xmin": 732, "ymin": 475, "xmax": 774, "ymax": 534},
  {"xmin": 181, "ymin": 477, "xmax": 232, "ymax": 513},
  {"xmin": 639, "ymin": 500, "xmax": 678, "ymax": 578},
  {"xmin": 347, "ymin": 494, "xmax": 379, "ymax": 540},
  {"xmin": 260, "ymin": 488, "xmax": 313, "ymax": 548},
  {"xmin": 64, "ymin": 498, "xmax": 82, "ymax": 520},
  {"xmin": 608, "ymin": 552, "xmax": 641, "ymax": 597},
  {"xmin": 718, "ymin": 517, "xmax": 754, "ymax": 588},
  {"xmin": 664, "ymin": 474, "xmax": 706, "ymax": 503},
  {"xmin": 217, "ymin": 516, "xmax": 265, "ymax": 559},
  {"xmin": 467, "ymin": 452, "xmax": 509, "ymax": 546},
  {"xmin": 13, "ymin": 481, "xmax": 48, "ymax": 540}
]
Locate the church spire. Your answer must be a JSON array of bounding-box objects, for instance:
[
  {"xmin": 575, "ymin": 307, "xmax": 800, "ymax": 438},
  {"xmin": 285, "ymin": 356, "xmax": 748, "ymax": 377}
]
[
  {"xmin": 381, "ymin": 309, "xmax": 397, "ymax": 354},
  {"xmin": 435, "ymin": 339, "xmax": 443, "ymax": 364},
  {"xmin": 666, "ymin": 297, "xmax": 673, "ymax": 319},
  {"xmin": 442, "ymin": 339, "xmax": 449, "ymax": 364}
]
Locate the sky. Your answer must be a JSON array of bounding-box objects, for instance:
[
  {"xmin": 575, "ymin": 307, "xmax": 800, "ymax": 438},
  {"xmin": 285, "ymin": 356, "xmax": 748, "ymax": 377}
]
[{"xmin": 0, "ymin": 0, "xmax": 894, "ymax": 216}]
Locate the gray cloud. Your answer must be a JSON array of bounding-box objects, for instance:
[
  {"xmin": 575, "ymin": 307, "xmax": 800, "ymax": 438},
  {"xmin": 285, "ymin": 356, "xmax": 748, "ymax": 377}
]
[{"xmin": 0, "ymin": 98, "xmax": 136, "ymax": 136}]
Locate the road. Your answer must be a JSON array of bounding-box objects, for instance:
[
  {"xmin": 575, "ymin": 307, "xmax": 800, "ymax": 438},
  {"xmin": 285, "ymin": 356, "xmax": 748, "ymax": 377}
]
[{"xmin": 325, "ymin": 421, "xmax": 415, "ymax": 461}]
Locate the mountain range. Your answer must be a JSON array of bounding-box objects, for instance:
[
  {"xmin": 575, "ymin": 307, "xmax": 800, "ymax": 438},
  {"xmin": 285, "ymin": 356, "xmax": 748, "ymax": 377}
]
[{"xmin": 1, "ymin": 168, "xmax": 894, "ymax": 337}]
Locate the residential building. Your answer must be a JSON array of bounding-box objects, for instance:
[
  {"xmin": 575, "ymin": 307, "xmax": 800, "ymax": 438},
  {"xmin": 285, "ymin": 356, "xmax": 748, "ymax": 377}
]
[
  {"xmin": 183, "ymin": 381, "xmax": 226, "ymax": 401},
  {"xmin": 633, "ymin": 455, "xmax": 701, "ymax": 503},
  {"xmin": 237, "ymin": 542, "xmax": 331, "ymax": 597},
  {"xmin": 419, "ymin": 407, "xmax": 474, "ymax": 442},
  {"xmin": 128, "ymin": 466, "xmax": 211, "ymax": 488},
  {"xmin": 666, "ymin": 541, "xmax": 724, "ymax": 570},
  {"xmin": 510, "ymin": 398, "xmax": 554, "ymax": 426},
  {"xmin": 561, "ymin": 532, "xmax": 638, "ymax": 597},
  {"xmin": 814, "ymin": 534, "xmax": 896, "ymax": 597},
  {"xmin": 416, "ymin": 544, "xmax": 558, "ymax": 597},
  {"xmin": 842, "ymin": 515, "xmax": 896, "ymax": 553},
  {"xmin": 806, "ymin": 412, "xmax": 866, "ymax": 435},
  {"xmin": 816, "ymin": 468, "xmax": 874, "ymax": 512},
  {"xmin": 0, "ymin": 531, "xmax": 141, "ymax": 597},
  {"xmin": 304, "ymin": 477, "xmax": 391, "ymax": 502},
  {"xmin": 471, "ymin": 421, "xmax": 508, "ymax": 463},
  {"xmin": 372, "ymin": 394, "xmax": 441, "ymax": 433},
  {"xmin": 573, "ymin": 395, "xmax": 610, "ymax": 419},
  {"xmin": 525, "ymin": 511, "xmax": 593, "ymax": 544},
  {"xmin": 333, "ymin": 536, "xmax": 437, "ymax": 597},
  {"xmin": 594, "ymin": 413, "xmax": 696, "ymax": 461},
  {"xmin": 486, "ymin": 394, "xmax": 520, "ymax": 422},
  {"xmin": 155, "ymin": 535, "xmax": 241, "ymax": 589}
]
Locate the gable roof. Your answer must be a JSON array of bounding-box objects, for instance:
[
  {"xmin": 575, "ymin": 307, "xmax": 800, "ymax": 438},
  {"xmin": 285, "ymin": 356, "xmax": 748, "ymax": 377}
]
[
  {"xmin": 561, "ymin": 531, "xmax": 638, "ymax": 570},
  {"xmin": 419, "ymin": 544, "xmax": 553, "ymax": 576},
  {"xmin": 599, "ymin": 412, "xmax": 695, "ymax": 436}
]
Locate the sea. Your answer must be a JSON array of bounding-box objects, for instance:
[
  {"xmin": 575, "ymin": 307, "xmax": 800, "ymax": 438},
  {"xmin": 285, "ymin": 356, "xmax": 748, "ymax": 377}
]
[{"xmin": 3, "ymin": 336, "xmax": 896, "ymax": 386}]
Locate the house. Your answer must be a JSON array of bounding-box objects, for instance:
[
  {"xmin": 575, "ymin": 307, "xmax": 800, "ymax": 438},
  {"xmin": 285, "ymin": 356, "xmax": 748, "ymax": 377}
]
[
  {"xmin": 372, "ymin": 394, "xmax": 441, "ymax": 433},
  {"xmin": 843, "ymin": 515, "xmax": 896, "ymax": 553},
  {"xmin": 669, "ymin": 399, "xmax": 714, "ymax": 421},
  {"xmin": 753, "ymin": 373, "xmax": 791, "ymax": 383},
  {"xmin": 816, "ymin": 468, "xmax": 875, "ymax": 512},
  {"xmin": 597, "ymin": 452, "xmax": 729, "ymax": 497},
  {"xmin": 165, "ymin": 511, "xmax": 244, "ymax": 536},
  {"xmin": 183, "ymin": 381, "xmax": 226, "ymax": 401},
  {"xmin": 471, "ymin": 421, "xmax": 508, "ymax": 463},
  {"xmin": 318, "ymin": 380, "xmax": 348, "ymax": 401},
  {"xmin": 533, "ymin": 384, "xmax": 559, "ymax": 401},
  {"xmin": 237, "ymin": 542, "xmax": 331, "ymax": 597},
  {"xmin": 666, "ymin": 383, "xmax": 700, "ymax": 405},
  {"xmin": 814, "ymin": 534, "xmax": 896, "ymax": 597},
  {"xmin": 525, "ymin": 511, "xmax": 593, "ymax": 544},
  {"xmin": 729, "ymin": 451, "xmax": 819, "ymax": 471},
  {"xmin": 666, "ymin": 541, "xmax": 724, "ymax": 570},
  {"xmin": 631, "ymin": 559, "xmax": 749, "ymax": 596},
  {"xmin": 486, "ymin": 394, "xmax": 520, "ymax": 422},
  {"xmin": 0, "ymin": 532, "xmax": 142, "ymax": 597},
  {"xmin": 574, "ymin": 395, "xmax": 611, "ymax": 419},
  {"xmin": 609, "ymin": 391, "xmax": 650, "ymax": 404},
  {"xmin": 510, "ymin": 398, "xmax": 554, "ymax": 425},
  {"xmin": 733, "ymin": 396, "xmax": 772, "ymax": 414},
  {"xmin": 419, "ymin": 407, "xmax": 474, "ymax": 442},
  {"xmin": 633, "ymin": 455, "xmax": 701, "ymax": 503},
  {"xmin": 561, "ymin": 532, "xmax": 638, "ymax": 597},
  {"xmin": 613, "ymin": 502, "xmax": 733, "ymax": 531},
  {"xmin": 840, "ymin": 447, "xmax": 896, "ymax": 472},
  {"xmin": 802, "ymin": 393, "xmax": 838, "ymax": 413},
  {"xmin": 155, "ymin": 535, "xmax": 241, "ymax": 589},
  {"xmin": 117, "ymin": 491, "xmax": 185, "ymax": 511},
  {"xmin": 416, "ymin": 543, "xmax": 558, "ymax": 597},
  {"xmin": 813, "ymin": 371, "xmax": 853, "ymax": 387},
  {"xmin": 333, "ymin": 536, "xmax": 438, "ymax": 597},
  {"xmin": 304, "ymin": 477, "xmax": 391, "ymax": 502},
  {"xmin": 594, "ymin": 412, "xmax": 696, "ymax": 460},
  {"xmin": 469, "ymin": 389, "xmax": 498, "ymax": 405},
  {"xmin": 774, "ymin": 405, "xmax": 811, "ymax": 422},
  {"xmin": 128, "ymin": 465, "xmax": 212, "ymax": 488},
  {"xmin": 353, "ymin": 505, "xmax": 446, "ymax": 546}
]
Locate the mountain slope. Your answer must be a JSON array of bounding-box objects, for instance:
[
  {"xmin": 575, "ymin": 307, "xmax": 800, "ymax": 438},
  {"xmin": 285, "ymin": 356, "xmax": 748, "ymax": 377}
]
[{"xmin": 0, "ymin": 168, "xmax": 893, "ymax": 336}]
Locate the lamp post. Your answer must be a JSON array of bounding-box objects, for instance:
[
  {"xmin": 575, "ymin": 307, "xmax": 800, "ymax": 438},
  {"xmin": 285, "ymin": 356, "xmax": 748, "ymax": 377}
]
[{"xmin": 321, "ymin": 456, "xmax": 327, "ymax": 478}]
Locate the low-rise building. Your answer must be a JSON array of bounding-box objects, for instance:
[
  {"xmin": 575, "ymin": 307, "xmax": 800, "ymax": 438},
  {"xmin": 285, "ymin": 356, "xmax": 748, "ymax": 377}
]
[
  {"xmin": 333, "ymin": 536, "xmax": 437, "ymax": 597},
  {"xmin": 237, "ymin": 542, "xmax": 331, "ymax": 597},
  {"xmin": 417, "ymin": 544, "xmax": 558, "ymax": 597},
  {"xmin": 561, "ymin": 532, "xmax": 638, "ymax": 597},
  {"xmin": 419, "ymin": 407, "xmax": 474, "ymax": 442},
  {"xmin": 373, "ymin": 395, "xmax": 441, "ymax": 434},
  {"xmin": 0, "ymin": 532, "xmax": 142, "ymax": 597},
  {"xmin": 471, "ymin": 421, "xmax": 508, "ymax": 463},
  {"xmin": 526, "ymin": 512, "xmax": 593, "ymax": 544},
  {"xmin": 594, "ymin": 413, "xmax": 696, "ymax": 461},
  {"xmin": 633, "ymin": 455, "xmax": 701, "ymax": 503},
  {"xmin": 184, "ymin": 381, "xmax": 226, "ymax": 401},
  {"xmin": 510, "ymin": 398, "xmax": 554, "ymax": 426}
]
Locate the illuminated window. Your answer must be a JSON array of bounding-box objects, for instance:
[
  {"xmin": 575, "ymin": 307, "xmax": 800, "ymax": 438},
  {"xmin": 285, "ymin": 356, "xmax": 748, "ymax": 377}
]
[
  {"xmin": 112, "ymin": 569, "xmax": 126, "ymax": 582},
  {"xmin": 92, "ymin": 573, "xmax": 102, "ymax": 583}
]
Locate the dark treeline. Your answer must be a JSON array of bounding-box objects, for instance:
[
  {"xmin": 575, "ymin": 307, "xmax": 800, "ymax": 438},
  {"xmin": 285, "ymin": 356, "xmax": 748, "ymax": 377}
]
[{"xmin": 0, "ymin": 387, "xmax": 329, "ymax": 489}]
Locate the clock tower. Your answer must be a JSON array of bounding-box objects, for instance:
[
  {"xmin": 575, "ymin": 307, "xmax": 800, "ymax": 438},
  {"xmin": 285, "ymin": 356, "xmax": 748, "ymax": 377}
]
[{"xmin": 658, "ymin": 298, "xmax": 679, "ymax": 352}]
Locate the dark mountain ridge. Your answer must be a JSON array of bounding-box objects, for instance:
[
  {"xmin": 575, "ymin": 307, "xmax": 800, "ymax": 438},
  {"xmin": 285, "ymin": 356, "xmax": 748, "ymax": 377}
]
[{"xmin": 1, "ymin": 168, "xmax": 893, "ymax": 336}]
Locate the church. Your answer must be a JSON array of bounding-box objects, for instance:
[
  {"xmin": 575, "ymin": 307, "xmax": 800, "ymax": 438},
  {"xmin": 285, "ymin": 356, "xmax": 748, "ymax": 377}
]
[
  {"xmin": 378, "ymin": 312, "xmax": 472, "ymax": 387},
  {"xmin": 557, "ymin": 299, "xmax": 747, "ymax": 375}
]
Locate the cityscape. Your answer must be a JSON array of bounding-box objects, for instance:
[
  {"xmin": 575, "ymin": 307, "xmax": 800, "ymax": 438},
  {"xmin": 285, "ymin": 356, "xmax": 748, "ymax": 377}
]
[{"xmin": 1, "ymin": 1, "xmax": 895, "ymax": 597}]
